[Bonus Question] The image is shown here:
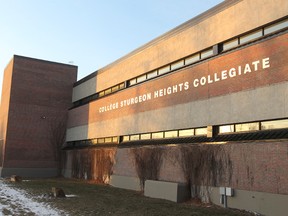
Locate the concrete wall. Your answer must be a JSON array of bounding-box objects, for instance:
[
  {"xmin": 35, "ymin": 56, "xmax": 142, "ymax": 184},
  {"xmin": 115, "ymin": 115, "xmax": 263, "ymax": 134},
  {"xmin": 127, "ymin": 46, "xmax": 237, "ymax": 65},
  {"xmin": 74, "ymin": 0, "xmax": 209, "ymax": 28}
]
[
  {"xmin": 67, "ymin": 33, "xmax": 288, "ymax": 140},
  {"xmin": 210, "ymin": 187, "xmax": 288, "ymax": 216},
  {"xmin": 72, "ymin": 0, "xmax": 288, "ymax": 102},
  {"xmin": 63, "ymin": 142, "xmax": 288, "ymax": 195}
]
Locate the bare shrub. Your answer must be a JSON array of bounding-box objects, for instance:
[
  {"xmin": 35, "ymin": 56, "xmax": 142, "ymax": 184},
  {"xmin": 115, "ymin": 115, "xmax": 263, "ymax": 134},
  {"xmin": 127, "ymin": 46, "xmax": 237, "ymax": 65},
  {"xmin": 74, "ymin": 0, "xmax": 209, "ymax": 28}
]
[
  {"xmin": 92, "ymin": 149, "xmax": 115, "ymax": 183},
  {"xmin": 179, "ymin": 144, "xmax": 232, "ymax": 202},
  {"xmin": 132, "ymin": 146, "xmax": 164, "ymax": 190},
  {"xmin": 71, "ymin": 148, "xmax": 115, "ymax": 184},
  {"xmin": 48, "ymin": 115, "xmax": 67, "ymax": 176}
]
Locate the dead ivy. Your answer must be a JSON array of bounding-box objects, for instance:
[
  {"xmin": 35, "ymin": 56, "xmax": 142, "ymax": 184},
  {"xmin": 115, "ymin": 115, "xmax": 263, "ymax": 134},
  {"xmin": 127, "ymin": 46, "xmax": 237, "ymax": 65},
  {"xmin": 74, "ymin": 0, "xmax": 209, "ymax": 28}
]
[
  {"xmin": 178, "ymin": 144, "xmax": 233, "ymax": 202},
  {"xmin": 71, "ymin": 148, "xmax": 115, "ymax": 184},
  {"xmin": 132, "ymin": 146, "xmax": 164, "ymax": 190}
]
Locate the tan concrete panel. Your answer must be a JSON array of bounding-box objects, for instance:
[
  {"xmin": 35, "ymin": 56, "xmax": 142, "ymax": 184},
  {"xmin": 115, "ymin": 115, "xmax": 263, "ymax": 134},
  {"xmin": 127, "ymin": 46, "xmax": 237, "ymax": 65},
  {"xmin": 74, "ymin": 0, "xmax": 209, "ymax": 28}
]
[
  {"xmin": 66, "ymin": 81, "xmax": 288, "ymax": 141},
  {"xmin": 73, "ymin": 0, "xmax": 288, "ymax": 100}
]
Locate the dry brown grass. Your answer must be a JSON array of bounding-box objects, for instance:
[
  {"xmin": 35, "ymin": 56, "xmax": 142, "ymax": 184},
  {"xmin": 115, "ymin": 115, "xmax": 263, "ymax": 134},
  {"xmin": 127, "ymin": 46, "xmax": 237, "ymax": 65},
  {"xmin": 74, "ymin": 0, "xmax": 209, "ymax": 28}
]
[{"xmin": 6, "ymin": 178, "xmax": 254, "ymax": 216}]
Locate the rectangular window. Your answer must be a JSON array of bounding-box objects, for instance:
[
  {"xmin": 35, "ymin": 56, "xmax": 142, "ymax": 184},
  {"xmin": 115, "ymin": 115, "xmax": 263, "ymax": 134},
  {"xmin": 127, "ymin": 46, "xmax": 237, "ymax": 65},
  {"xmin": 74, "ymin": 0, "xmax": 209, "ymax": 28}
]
[
  {"xmin": 261, "ymin": 119, "xmax": 288, "ymax": 130},
  {"xmin": 185, "ymin": 54, "xmax": 200, "ymax": 65},
  {"xmin": 137, "ymin": 74, "xmax": 146, "ymax": 83},
  {"xmin": 201, "ymin": 48, "xmax": 213, "ymax": 59},
  {"xmin": 147, "ymin": 70, "xmax": 158, "ymax": 79},
  {"xmin": 111, "ymin": 85, "xmax": 119, "ymax": 92},
  {"xmin": 104, "ymin": 88, "xmax": 112, "ymax": 95},
  {"xmin": 130, "ymin": 134, "xmax": 140, "ymax": 141},
  {"xmin": 112, "ymin": 136, "xmax": 118, "ymax": 143},
  {"xmin": 119, "ymin": 83, "xmax": 125, "ymax": 89},
  {"xmin": 164, "ymin": 130, "xmax": 178, "ymax": 138},
  {"xmin": 264, "ymin": 19, "xmax": 288, "ymax": 35},
  {"xmin": 140, "ymin": 133, "xmax": 151, "ymax": 140},
  {"xmin": 235, "ymin": 122, "xmax": 259, "ymax": 132},
  {"xmin": 99, "ymin": 91, "xmax": 105, "ymax": 97},
  {"xmin": 98, "ymin": 138, "xmax": 105, "ymax": 144},
  {"xmin": 219, "ymin": 125, "xmax": 235, "ymax": 133},
  {"xmin": 122, "ymin": 136, "xmax": 130, "ymax": 142},
  {"xmin": 171, "ymin": 60, "xmax": 184, "ymax": 70},
  {"xmin": 223, "ymin": 38, "xmax": 239, "ymax": 51},
  {"xmin": 129, "ymin": 78, "xmax": 137, "ymax": 86},
  {"xmin": 240, "ymin": 29, "xmax": 262, "ymax": 44},
  {"xmin": 158, "ymin": 65, "xmax": 170, "ymax": 75},
  {"xmin": 104, "ymin": 137, "xmax": 112, "ymax": 143},
  {"xmin": 195, "ymin": 127, "xmax": 207, "ymax": 136},
  {"xmin": 92, "ymin": 139, "xmax": 98, "ymax": 145},
  {"xmin": 179, "ymin": 129, "xmax": 194, "ymax": 137},
  {"xmin": 152, "ymin": 132, "xmax": 164, "ymax": 139}
]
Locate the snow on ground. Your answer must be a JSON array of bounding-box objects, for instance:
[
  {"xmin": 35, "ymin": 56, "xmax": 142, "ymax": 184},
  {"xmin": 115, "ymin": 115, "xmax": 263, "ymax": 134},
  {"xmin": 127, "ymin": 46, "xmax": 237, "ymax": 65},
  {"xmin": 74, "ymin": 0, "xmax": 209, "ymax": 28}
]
[{"xmin": 0, "ymin": 179, "xmax": 66, "ymax": 216}]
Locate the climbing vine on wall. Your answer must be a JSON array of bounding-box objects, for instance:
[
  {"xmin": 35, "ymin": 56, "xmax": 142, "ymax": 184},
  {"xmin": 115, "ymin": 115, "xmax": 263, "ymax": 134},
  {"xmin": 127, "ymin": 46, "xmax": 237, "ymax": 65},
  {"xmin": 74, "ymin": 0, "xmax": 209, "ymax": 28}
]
[
  {"xmin": 132, "ymin": 146, "xmax": 165, "ymax": 190},
  {"xmin": 178, "ymin": 144, "xmax": 233, "ymax": 202},
  {"xmin": 71, "ymin": 148, "xmax": 115, "ymax": 184}
]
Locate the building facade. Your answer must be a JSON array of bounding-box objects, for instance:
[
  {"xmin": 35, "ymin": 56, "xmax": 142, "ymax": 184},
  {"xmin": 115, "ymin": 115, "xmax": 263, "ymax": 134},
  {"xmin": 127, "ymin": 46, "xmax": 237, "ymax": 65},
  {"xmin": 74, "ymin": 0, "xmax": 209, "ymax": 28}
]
[
  {"xmin": 1, "ymin": 0, "xmax": 288, "ymax": 215},
  {"xmin": 0, "ymin": 56, "xmax": 77, "ymax": 177}
]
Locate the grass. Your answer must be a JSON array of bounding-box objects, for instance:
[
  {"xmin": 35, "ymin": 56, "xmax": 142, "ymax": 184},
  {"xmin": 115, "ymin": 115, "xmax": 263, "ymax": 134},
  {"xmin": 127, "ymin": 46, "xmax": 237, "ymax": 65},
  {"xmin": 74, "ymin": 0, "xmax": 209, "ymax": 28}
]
[{"xmin": 8, "ymin": 178, "xmax": 253, "ymax": 216}]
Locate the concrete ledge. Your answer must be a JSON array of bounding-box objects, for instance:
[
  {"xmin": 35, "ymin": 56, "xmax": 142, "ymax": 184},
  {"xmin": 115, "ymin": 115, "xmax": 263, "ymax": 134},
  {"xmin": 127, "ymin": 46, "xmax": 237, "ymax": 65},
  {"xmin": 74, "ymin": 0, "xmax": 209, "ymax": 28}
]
[
  {"xmin": 109, "ymin": 175, "xmax": 141, "ymax": 191},
  {"xmin": 144, "ymin": 180, "xmax": 190, "ymax": 203},
  {"xmin": 0, "ymin": 167, "xmax": 58, "ymax": 178},
  {"xmin": 62, "ymin": 169, "xmax": 72, "ymax": 178}
]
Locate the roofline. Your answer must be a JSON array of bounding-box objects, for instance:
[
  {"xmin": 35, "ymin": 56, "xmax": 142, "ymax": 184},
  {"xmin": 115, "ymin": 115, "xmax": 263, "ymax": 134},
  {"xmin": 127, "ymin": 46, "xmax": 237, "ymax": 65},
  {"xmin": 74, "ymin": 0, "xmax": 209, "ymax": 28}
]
[
  {"xmin": 13, "ymin": 55, "xmax": 78, "ymax": 69},
  {"xmin": 74, "ymin": 0, "xmax": 242, "ymax": 86}
]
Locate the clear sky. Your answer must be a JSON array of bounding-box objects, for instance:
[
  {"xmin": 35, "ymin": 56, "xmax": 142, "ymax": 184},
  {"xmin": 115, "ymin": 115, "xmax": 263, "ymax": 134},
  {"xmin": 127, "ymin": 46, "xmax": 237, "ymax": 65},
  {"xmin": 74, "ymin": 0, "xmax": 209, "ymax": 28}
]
[{"xmin": 0, "ymin": 0, "xmax": 223, "ymax": 88}]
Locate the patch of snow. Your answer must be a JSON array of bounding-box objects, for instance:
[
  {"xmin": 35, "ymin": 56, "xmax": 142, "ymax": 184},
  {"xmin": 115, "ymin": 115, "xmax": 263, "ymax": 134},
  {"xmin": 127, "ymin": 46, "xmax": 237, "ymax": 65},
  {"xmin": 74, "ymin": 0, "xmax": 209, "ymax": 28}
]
[
  {"xmin": 0, "ymin": 180, "xmax": 67, "ymax": 216},
  {"xmin": 65, "ymin": 194, "xmax": 78, "ymax": 198}
]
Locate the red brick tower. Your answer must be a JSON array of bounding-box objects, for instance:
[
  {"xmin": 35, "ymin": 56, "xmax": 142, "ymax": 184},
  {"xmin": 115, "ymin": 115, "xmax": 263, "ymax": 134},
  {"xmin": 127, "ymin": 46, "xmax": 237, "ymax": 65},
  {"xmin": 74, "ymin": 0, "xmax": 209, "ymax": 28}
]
[{"xmin": 0, "ymin": 55, "xmax": 77, "ymax": 177}]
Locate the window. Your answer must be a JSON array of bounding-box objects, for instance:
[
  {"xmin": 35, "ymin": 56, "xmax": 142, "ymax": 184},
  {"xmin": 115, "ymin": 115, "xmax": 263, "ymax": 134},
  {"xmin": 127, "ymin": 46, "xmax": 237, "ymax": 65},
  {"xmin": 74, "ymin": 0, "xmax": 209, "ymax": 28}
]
[
  {"xmin": 219, "ymin": 125, "xmax": 235, "ymax": 133},
  {"xmin": 140, "ymin": 133, "xmax": 151, "ymax": 140},
  {"xmin": 201, "ymin": 48, "xmax": 213, "ymax": 59},
  {"xmin": 129, "ymin": 78, "xmax": 137, "ymax": 86},
  {"xmin": 235, "ymin": 122, "xmax": 259, "ymax": 132},
  {"xmin": 137, "ymin": 74, "xmax": 146, "ymax": 83},
  {"xmin": 171, "ymin": 60, "xmax": 184, "ymax": 70},
  {"xmin": 122, "ymin": 136, "xmax": 130, "ymax": 142},
  {"xmin": 195, "ymin": 127, "xmax": 207, "ymax": 136},
  {"xmin": 119, "ymin": 83, "xmax": 125, "ymax": 89},
  {"xmin": 185, "ymin": 54, "xmax": 200, "ymax": 65},
  {"xmin": 104, "ymin": 88, "xmax": 112, "ymax": 95},
  {"xmin": 164, "ymin": 130, "xmax": 178, "ymax": 138},
  {"xmin": 223, "ymin": 38, "xmax": 239, "ymax": 51},
  {"xmin": 179, "ymin": 129, "xmax": 194, "ymax": 137},
  {"xmin": 98, "ymin": 138, "xmax": 105, "ymax": 144},
  {"xmin": 104, "ymin": 137, "xmax": 112, "ymax": 143},
  {"xmin": 240, "ymin": 29, "xmax": 262, "ymax": 44},
  {"xmin": 91, "ymin": 139, "xmax": 98, "ymax": 145},
  {"xmin": 264, "ymin": 19, "xmax": 288, "ymax": 35},
  {"xmin": 152, "ymin": 132, "xmax": 164, "ymax": 139},
  {"xmin": 261, "ymin": 119, "xmax": 288, "ymax": 130},
  {"xmin": 158, "ymin": 65, "xmax": 170, "ymax": 75},
  {"xmin": 112, "ymin": 136, "xmax": 118, "ymax": 143},
  {"xmin": 130, "ymin": 134, "xmax": 140, "ymax": 141},
  {"xmin": 99, "ymin": 91, "xmax": 105, "ymax": 97},
  {"xmin": 147, "ymin": 70, "xmax": 158, "ymax": 79},
  {"xmin": 111, "ymin": 85, "xmax": 119, "ymax": 92}
]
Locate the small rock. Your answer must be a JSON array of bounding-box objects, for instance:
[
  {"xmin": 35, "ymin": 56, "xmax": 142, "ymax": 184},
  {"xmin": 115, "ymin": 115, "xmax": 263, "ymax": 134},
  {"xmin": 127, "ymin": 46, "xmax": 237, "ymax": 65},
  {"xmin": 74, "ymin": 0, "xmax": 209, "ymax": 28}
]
[
  {"xmin": 51, "ymin": 187, "xmax": 66, "ymax": 198},
  {"xmin": 10, "ymin": 175, "xmax": 22, "ymax": 182}
]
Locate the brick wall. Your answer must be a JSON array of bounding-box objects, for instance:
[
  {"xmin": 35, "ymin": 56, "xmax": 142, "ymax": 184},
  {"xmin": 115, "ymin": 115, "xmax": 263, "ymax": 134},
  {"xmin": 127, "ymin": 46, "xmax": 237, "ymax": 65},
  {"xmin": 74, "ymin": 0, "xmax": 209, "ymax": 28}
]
[
  {"xmin": 64, "ymin": 141, "xmax": 288, "ymax": 195},
  {"xmin": 1, "ymin": 55, "xmax": 77, "ymax": 175}
]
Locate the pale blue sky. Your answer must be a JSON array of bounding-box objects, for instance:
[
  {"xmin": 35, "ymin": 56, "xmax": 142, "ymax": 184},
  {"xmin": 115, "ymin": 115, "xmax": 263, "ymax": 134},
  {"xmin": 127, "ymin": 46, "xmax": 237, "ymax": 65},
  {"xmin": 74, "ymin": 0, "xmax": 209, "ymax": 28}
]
[{"xmin": 0, "ymin": 0, "xmax": 222, "ymax": 87}]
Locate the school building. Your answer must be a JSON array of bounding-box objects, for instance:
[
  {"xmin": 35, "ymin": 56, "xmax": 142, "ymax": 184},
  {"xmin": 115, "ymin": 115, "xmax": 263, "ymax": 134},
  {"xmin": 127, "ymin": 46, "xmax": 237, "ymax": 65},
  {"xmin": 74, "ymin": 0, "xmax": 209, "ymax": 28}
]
[{"xmin": 1, "ymin": 0, "xmax": 288, "ymax": 215}]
